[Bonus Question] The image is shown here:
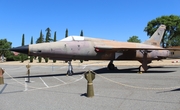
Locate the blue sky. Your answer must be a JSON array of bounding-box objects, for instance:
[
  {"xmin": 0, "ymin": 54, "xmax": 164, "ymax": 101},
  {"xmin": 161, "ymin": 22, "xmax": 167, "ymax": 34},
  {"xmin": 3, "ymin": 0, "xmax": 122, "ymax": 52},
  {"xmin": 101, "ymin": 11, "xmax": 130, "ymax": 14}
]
[{"xmin": 0, "ymin": 0, "xmax": 180, "ymax": 47}]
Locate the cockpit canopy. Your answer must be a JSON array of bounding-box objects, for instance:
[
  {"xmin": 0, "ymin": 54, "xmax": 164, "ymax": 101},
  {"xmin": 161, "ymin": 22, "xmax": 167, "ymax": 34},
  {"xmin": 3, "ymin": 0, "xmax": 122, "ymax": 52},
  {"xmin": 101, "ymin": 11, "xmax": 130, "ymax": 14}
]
[{"xmin": 60, "ymin": 36, "xmax": 85, "ymax": 41}]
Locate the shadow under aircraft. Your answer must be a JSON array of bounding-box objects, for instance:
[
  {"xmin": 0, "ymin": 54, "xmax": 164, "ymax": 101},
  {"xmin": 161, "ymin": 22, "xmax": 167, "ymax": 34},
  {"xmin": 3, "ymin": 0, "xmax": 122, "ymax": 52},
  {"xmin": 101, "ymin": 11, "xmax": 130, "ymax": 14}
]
[{"xmin": 13, "ymin": 66, "xmax": 176, "ymax": 79}]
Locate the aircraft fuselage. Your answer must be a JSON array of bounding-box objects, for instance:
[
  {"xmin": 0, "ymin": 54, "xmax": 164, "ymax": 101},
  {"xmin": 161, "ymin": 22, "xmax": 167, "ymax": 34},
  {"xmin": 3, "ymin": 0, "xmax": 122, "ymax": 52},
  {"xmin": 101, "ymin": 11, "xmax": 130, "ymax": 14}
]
[{"xmin": 29, "ymin": 40, "xmax": 170, "ymax": 61}]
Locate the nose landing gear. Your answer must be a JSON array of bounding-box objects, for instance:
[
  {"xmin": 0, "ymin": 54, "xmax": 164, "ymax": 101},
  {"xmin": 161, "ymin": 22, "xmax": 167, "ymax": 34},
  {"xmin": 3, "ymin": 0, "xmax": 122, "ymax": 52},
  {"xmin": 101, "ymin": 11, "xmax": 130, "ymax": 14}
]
[
  {"xmin": 107, "ymin": 60, "xmax": 115, "ymax": 70},
  {"xmin": 67, "ymin": 61, "xmax": 73, "ymax": 76}
]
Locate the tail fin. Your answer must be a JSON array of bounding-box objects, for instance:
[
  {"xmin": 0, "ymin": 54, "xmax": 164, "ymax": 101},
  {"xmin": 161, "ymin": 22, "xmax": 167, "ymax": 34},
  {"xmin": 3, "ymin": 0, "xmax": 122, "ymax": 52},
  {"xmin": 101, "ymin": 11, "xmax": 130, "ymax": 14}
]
[{"xmin": 144, "ymin": 25, "xmax": 166, "ymax": 46}]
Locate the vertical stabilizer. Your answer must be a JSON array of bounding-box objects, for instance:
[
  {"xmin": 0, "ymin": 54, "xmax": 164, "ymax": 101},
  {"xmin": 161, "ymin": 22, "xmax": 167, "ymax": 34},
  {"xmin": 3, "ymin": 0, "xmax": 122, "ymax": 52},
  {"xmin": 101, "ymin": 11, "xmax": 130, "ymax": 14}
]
[{"xmin": 144, "ymin": 25, "xmax": 166, "ymax": 46}]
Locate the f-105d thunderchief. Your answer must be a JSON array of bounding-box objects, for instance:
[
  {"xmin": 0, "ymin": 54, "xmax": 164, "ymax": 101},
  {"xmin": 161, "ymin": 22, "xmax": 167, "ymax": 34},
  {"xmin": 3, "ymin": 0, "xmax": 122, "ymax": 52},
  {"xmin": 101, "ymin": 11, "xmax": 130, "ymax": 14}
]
[{"xmin": 11, "ymin": 25, "xmax": 178, "ymax": 75}]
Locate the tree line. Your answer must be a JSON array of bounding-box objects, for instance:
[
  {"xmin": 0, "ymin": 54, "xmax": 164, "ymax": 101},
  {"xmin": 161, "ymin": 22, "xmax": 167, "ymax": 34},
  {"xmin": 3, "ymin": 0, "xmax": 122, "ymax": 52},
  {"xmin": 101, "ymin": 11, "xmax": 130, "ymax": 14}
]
[{"xmin": 0, "ymin": 28, "xmax": 84, "ymax": 62}]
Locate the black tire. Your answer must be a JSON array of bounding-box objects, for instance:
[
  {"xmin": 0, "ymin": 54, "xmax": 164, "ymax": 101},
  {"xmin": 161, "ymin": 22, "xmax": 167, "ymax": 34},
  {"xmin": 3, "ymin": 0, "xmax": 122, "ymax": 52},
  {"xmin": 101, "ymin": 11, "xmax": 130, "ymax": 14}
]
[
  {"xmin": 139, "ymin": 65, "xmax": 142, "ymax": 72},
  {"xmin": 139, "ymin": 65, "xmax": 148, "ymax": 72},
  {"xmin": 108, "ymin": 63, "xmax": 115, "ymax": 70},
  {"xmin": 67, "ymin": 70, "xmax": 73, "ymax": 76}
]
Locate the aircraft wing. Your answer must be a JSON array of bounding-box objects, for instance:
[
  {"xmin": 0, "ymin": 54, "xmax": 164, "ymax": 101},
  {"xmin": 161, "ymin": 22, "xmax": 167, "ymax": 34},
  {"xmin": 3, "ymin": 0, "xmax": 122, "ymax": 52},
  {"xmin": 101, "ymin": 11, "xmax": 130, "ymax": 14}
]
[{"xmin": 94, "ymin": 46, "xmax": 180, "ymax": 52}]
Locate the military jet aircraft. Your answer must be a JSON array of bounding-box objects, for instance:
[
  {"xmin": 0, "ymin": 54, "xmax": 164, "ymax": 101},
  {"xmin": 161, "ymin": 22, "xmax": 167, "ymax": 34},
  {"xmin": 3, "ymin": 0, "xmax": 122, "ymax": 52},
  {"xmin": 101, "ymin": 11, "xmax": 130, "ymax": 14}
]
[{"xmin": 11, "ymin": 25, "xmax": 176, "ymax": 75}]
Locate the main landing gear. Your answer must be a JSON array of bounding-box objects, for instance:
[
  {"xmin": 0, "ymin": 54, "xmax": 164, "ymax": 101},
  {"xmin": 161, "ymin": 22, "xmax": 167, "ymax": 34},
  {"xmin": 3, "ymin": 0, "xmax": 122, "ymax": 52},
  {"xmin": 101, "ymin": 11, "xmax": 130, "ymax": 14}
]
[
  {"xmin": 67, "ymin": 61, "xmax": 73, "ymax": 76},
  {"xmin": 107, "ymin": 60, "xmax": 115, "ymax": 70},
  {"xmin": 138, "ymin": 50, "xmax": 149, "ymax": 73},
  {"xmin": 139, "ymin": 65, "xmax": 148, "ymax": 73}
]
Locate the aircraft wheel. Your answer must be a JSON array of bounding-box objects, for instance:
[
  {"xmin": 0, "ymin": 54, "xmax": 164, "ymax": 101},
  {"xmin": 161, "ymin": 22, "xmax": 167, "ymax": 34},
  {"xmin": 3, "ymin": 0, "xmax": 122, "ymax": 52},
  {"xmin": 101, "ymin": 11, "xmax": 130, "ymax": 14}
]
[
  {"xmin": 139, "ymin": 65, "xmax": 142, "ymax": 72},
  {"xmin": 67, "ymin": 70, "xmax": 73, "ymax": 76},
  {"xmin": 139, "ymin": 65, "xmax": 148, "ymax": 73},
  {"xmin": 108, "ymin": 63, "xmax": 115, "ymax": 70}
]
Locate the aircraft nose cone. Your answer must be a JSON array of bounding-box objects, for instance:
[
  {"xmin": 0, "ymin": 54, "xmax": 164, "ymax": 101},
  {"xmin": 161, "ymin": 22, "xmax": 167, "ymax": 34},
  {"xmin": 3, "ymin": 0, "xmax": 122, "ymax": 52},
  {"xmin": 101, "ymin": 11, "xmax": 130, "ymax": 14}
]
[{"xmin": 10, "ymin": 45, "xmax": 29, "ymax": 54}]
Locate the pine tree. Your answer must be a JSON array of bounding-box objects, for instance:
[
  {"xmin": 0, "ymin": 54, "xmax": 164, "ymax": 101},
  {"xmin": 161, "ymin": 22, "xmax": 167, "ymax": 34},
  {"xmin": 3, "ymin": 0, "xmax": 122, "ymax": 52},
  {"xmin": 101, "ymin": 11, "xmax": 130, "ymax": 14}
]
[
  {"xmin": 37, "ymin": 30, "xmax": 43, "ymax": 63},
  {"xmin": 22, "ymin": 34, "xmax": 25, "ymax": 46},
  {"xmin": 53, "ymin": 31, "xmax": 57, "ymax": 63},
  {"xmin": 65, "ymin": 28, "xmax": 68, "ymax": 38},
  {"xmin": 80, "ymin": 30, "xmax": 83, "ymax": 36},
  {"xmin": 36, "ymin": 30, "xmax": 44, "ymax": 43},
  {"xmin": 21, "ymin": 34, "xmax": 25, "ymax": 62},
  {"xmin": 45, "ymin": 27, "xmax": 53, "ymax": 42},
  {"xmin": 38, "ymin": 56, "xmax": 42, "ymax": 63},
  {"xmin": 80, "ymin": 30, "xmax": 84, "ymax": 63},
  {"xmin": 44, "ymin": 28, "xmax": 52, "ymax": 63},
  {"xmin": 30, "ymin": 36, "xmax": 33, "ymax": 63},
  {"xmin": 54, "ymin": 31, "xmax": 57, "ymax": 41}
]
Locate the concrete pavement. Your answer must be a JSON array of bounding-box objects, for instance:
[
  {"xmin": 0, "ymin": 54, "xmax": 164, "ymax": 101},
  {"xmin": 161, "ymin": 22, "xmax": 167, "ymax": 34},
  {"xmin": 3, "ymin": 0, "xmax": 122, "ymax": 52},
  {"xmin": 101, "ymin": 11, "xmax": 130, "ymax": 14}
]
[{"xmin": 0, "ymin": 63, "xmax": 180, "ymax": 110}]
